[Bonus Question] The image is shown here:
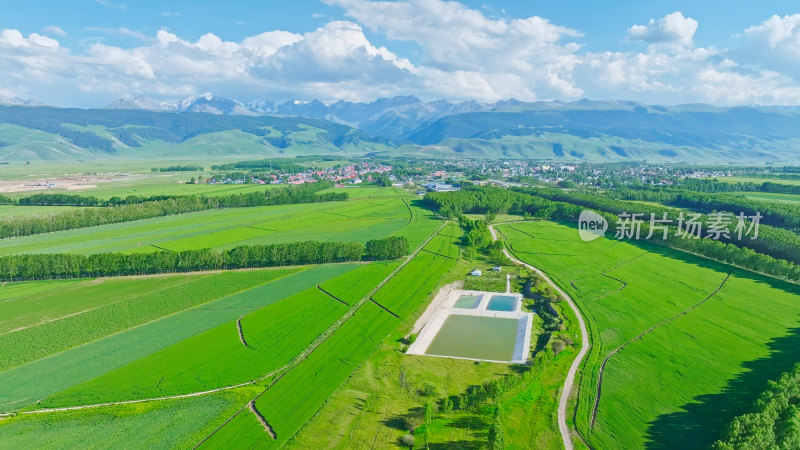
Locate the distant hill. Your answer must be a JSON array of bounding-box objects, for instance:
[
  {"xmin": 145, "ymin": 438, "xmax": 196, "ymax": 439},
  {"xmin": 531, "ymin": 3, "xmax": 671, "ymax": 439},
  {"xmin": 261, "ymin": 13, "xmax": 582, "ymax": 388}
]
[
  {"xmin": 0, "ymin": 106, "xmax": 387, "ymax": 161},
  {"xmin": 1, "ymin": 98, "xmax": 799, "ymax": 163}
]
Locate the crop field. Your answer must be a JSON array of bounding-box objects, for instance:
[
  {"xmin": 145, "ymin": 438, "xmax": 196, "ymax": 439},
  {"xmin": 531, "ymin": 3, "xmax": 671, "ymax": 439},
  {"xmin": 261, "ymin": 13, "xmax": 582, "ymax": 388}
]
[
  {"xmin": 0, "ymin": 204, "xmax": 85, "ymax": 218},
  {"xmin": 497, "ymin": 220, "xmax": 800, "ymax": 448},
  {"xmin": 195, "ymin": 221, "xmax": 456, "ymax": 448},
  {"xmin": 0, "ymin": 264, "xmax": 357, "ymax": 413},
  {"xmin": 740, "ymin": 191, "xmax": 800, "ymax": 205},
  {"xmin": 0, "ymin": 194, "xmax": 436, "ymax": 256},
  {"xmin": 40, "ymin": 263, "xmax": 398, "ymax": 407},
  {"xmin": 319, "ymin": 261, "xmax": 399, "ymax": 305},
  {"xmin": 0, "ymin": 191, "xmax": 450, "ymax": 447},
  {"xmin": 713, "ymin": 176, "xmax": 800, "ymax": 186},
  {"xmin": 42, "ymin": 287, "xmax": 347, "ymax": 406},
  {"xmin": 0, "ymin": 388, "xmax": 258, "ymax": 449},
  {"xmin": 0, "ymin": 269, "xmax": 300, "ymax": 372},
  {"xmin": 373, "ymin": 222, "xmax": 461, "ymax": 317}
]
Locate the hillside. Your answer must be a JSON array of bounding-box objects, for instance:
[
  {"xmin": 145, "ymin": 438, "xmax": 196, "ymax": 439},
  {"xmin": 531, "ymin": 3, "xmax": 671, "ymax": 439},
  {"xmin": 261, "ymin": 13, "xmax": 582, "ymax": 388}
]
[{"xmin": 1, "ymin": 100, "xmax": 799, "ymax": 163}]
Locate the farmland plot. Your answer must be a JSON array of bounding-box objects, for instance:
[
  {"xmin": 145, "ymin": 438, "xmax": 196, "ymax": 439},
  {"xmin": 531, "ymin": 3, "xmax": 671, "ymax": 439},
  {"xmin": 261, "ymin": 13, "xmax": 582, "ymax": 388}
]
[{"xmin": 498, "ymin": 220, "xmax": 800, "ymax": 449}]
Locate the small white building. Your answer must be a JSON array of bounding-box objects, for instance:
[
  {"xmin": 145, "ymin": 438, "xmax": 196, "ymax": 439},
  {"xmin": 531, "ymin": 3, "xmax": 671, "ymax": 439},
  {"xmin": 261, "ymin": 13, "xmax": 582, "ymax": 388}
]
[
  {"xmin": 492, "ymin": 266, "xmax": 501, "ymax": 272},
  {"xmin": 470, "ymin": 269, "xmax": 482, "ymax": 276}
]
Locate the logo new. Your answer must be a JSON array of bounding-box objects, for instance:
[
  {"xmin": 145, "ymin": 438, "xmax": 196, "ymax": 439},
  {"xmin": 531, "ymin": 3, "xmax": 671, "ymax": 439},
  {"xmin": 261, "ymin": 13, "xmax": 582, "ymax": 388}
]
[{"xmin": 578, "ymin": 210, "xmax": 608, "ymax": 242}]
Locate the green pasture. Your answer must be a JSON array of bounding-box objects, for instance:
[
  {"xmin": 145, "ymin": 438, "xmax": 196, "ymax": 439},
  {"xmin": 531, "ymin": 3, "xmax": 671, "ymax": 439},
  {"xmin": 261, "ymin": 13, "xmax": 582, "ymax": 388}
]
[
  {"xmin": 198, "ymin": 219, "xmax": 454, "ymax": 448},
  {"xmin": 0, "ymin": 205, "xmax": 85, "ymax": 218},
  {"xmin": 0, "ymin": 270, "xmax": 297, "ymax": 372},
  {"xmin": 0, "ymin": 388, "xmax": 257, "ymax": 449},
  {"xmin": 43, "ymin": 263, "xmax": 397, "ymax": 406},
  {"xmin": 0, "ymin": 264, "xmax": 357, "ymax": 412},
  {"xmin": 739, "ymin": 191, "xmax": 800, "ymax": 205},
  {"xmin": 712, "ymin": 176, "xmax": 800, "ymax": 186},
  {"xmin": 497, "ymin": 220, "xmax": 800, "ymax": 449},
  {"xmin": 0, "ymin": 195, "xmax": 435, "ymax": 256}
]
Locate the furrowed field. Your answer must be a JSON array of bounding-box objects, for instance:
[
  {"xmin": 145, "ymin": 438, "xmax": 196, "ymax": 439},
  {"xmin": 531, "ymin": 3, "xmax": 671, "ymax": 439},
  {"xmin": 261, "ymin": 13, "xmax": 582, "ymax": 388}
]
[
  {"xmin": 0, "ymin": 186, "xmax": 452, "ymax": 448},
  {"xmin": 497, "ymin": 221, "xmax": 800, "ymax": 449},
  {"xmin": 0, "ymin": 191, "xmax": 430, "ymax": 256},
  {"xmin": 740, "ymin": 191, "xmax": 800, "ymax": 205},
  {"xmin": 197, "ymin": 221, "xmax": 457, "ymax": 448}
]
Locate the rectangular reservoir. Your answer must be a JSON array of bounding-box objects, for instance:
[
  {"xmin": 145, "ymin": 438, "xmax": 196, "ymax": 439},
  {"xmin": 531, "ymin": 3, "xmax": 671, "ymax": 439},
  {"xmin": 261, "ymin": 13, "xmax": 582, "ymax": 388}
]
[
  {"xmin": 486, "ymin": 295, "xmax": 519, "ymax": 312},
  {"xmin": 453, "ymin": 294, "xmax": 482, "ymax": 309},
  {"xmin": 424, "ymin": 314, "xmax": 520, "ymax": 362}
]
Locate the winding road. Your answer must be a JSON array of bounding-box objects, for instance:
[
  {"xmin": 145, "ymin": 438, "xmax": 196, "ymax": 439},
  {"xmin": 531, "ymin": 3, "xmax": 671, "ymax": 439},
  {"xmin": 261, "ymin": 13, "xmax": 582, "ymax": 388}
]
[{"xmin": 489, "ymin": 223, "xmax": 589, "ymax": 450}]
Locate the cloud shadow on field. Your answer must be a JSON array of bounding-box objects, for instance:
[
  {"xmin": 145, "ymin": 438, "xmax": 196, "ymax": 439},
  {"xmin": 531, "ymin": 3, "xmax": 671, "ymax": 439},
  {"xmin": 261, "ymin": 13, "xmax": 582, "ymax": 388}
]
[{"xmin": 644, "ymin": 324, "xmax": 800, "ymax": 449}]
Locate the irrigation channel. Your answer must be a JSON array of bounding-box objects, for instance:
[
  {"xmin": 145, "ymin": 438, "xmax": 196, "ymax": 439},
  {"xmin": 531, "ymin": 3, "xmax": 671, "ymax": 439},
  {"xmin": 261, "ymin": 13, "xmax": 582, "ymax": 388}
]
[{"xmin": 488, "ymin": 222, "xmax": 589, "ymax": 450}]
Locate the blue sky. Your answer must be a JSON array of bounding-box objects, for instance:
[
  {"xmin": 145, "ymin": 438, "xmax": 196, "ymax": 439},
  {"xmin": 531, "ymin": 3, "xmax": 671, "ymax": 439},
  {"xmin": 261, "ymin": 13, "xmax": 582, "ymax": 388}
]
[{"xmin": 1, "ymin": 0, "xmax": 800, "ymax": 106}]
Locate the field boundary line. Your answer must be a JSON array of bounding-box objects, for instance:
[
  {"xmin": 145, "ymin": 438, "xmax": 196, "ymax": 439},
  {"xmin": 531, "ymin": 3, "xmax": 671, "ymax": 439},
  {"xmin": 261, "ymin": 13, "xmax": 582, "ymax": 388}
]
[
  {"xmin": 369, "ymin": 298, "xmax": 400, "ymax": 318},
  {"xmin": 8, "ymin": 366, "xmax": 286, "ymax": 416},
  {"xmin": 0, "ymin": 279, "xmax": 95, "ymax": 305},
  {"xmin": 0, "ymin": 268, "xmax": 307, "ymax": 382},
  {"xmin": 316, "ymin": 284, "xmax": 348, "ymax": 306},
  {"xmin": 420, "ymin": 248, "xmax": 456, "ymax": 259},
  {"xmin": 0, "ymin": 273, "xmax": 223, "ymax": 337},
  {"xmin": 401, "ymin": 198, "xmax": 413, "ymax": 225},
  {"xmin": 194, "ymin": 220, "xmax": 448, "ymax": 447},
  {"xmin": 589, "ymin": 272, "xmax": 731, "ymax": 428},
  {"xmin": 248, "ymin": 400, "xmax": 276, "ymax": 439},
  {"xmin": 489, "ymin": 222, "xmax": 590, "ymax": 450},
  {"xmin": 236, "ymin": 316, "xmax": 248, "ymax": 348}
]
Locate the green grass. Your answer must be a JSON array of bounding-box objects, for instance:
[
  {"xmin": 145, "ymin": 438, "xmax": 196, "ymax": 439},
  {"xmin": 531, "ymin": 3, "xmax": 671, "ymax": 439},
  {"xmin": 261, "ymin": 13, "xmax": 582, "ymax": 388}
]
[
  {"xmin": 0, "ymin": 269, "xmax": 301, "ymax": 372},
  {"xmin": 740, "ymin": 191, "xmax": 800, "ymax": 205},
  {"xmin": 0, "ymin": 196, "xmax": 425, "ymax": 256},
  {"xmin": 42, "ymin": 285, "xmax": 349, "ymax": 406},
  {"xmin": 373, "ymin": 222, "xmax": 460, "ymax": 317},
  {"xmin": 713, "ymin": 176, "xmax": 800, "ymax": 186},
  {"xmin": 0, "ymin": 278, "xmax": 86, "ymax": 302},
  {"xmin": 0, "ymin": 205, "xmax": 86, "ymax": 218},
  {"xmin": 201, "ymin": 302, "xmax": 402, "ymax": 449},
  {"xmin": 198, "ymin": 220, "xmax": 455, "ymax": 448},
  {"xmin": 498, "ymin": 220, "xmax": 800, "ymax": 449},
  {"xmin": 0, "ymin": 387, "xmax": 257, "ymax": 449},
  {"xmin": 0, "ymin": 276, "xmax": 188, "ymax": 335},
  {"xmin": 288, "ymin": 221, "xmax": 579, "ymax": 450},
  {"xmin": 319, "ymin": 261, "xmax": 399, "ymax": 305},
  {"xmin": 0, "ymin": 264, "xmax": 357, "ymax": 412}
]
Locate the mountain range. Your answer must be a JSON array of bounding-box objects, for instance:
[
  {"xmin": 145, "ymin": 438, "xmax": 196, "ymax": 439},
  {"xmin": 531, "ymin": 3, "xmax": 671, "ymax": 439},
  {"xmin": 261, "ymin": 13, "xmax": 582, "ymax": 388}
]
[
  {"xmin": 0, "ymin": 94, "xmax": 798, "ymax": 163},
  {"xmin": 106, "ymin": 94, "xmax": 500, "ymax": 139}
]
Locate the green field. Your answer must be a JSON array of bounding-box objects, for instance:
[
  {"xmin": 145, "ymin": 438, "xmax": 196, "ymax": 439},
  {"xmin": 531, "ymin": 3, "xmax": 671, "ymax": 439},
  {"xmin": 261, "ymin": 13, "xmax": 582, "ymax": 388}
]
[
  {"xmin": 0, "ymin": 388, "xmax": 258, "ymax": 448},
  {"xmin": 497, "ymin": 220, "xmax": 800, "ymax": 448},
  {"xmin": 288, "ymin": 220, "xmax": 581, "ymax": 449},
  {"xmin": 0, "ymin": 204, "xmax": 86, "ymax": 218},
  {"xmin": 196, "ymin": 221, "xmax": 455, "ymax": 448},
  {"xmin": 739, "ymin": 191, "xmax": 800, "ymax": 205},
  {"xmin": 713, "ymin": 176, "xmax": 800, "ymax": 186},
  {"xmin": 0, "ymin": 193, "xmax": 446, "ymax": 447},
  {"xmin": 41, "ymin": 263, "xmax": 400, "ymax": 406},
  {"xmin": 0, "ymin": 264, "xmax": 358, "ymax": 413},
  {"xmin": 0, "ymin": 270, "xmax": 302, "ymax": 372},
  {"xmin": 0, "ymin": 194, "xmax": 432, "ymax": 256}
]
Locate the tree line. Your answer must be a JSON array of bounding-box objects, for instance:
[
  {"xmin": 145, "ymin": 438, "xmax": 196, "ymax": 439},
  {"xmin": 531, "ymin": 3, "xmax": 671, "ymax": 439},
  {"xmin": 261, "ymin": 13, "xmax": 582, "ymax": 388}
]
[
  {"xmin": 425, "ymin": 185, "xmax": 800, "ymax": 283},
  {"xmin": 519, "ymin": 187, "xmax": 800, "ymax": 266},
  {"xmin": 0, "ymin": 182, "xmax": 347, "ymax": 239},
  {"xmin": 613, "ymin": 184, "xmax": 800, "ymax": 230},
  {"xmin": 713, "ymin": 362, "xmax": 800, "ymax": 449},
  {"xmin": 151, "ymin": 165, "xmax": 203, "ymax": 172},
  {"xmin": 364, "ymin": 236, "xmax": 409, "ymax": 260},
  {"xmin": 0, "ymin": 236, "xmax": 408, "ymax": 281}
]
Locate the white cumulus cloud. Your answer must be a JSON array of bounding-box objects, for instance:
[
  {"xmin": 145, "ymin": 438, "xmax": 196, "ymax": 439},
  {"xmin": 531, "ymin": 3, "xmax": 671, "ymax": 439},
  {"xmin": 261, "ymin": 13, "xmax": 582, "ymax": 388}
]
[
  {"xmin": 628, "ymin": 11, "xmax": 698, "ymax": 47},
  {"xmin": 2, "ymin": 2, "xmax": 800, "ymax": 107}
]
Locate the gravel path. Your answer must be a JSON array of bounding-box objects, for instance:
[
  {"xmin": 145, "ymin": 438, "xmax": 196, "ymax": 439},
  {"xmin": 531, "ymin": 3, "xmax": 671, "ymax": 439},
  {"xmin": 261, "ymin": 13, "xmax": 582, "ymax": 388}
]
[{"xmin": 489, "ymin": 223, "xmax": 589, "ymax": 450}]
